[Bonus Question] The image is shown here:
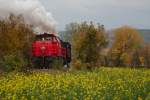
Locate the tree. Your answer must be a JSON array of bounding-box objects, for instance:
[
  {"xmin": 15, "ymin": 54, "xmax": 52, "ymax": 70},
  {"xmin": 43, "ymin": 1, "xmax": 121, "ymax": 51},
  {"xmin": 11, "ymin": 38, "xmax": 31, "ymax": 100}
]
[
  {"xmin": 139, "ymin": 44, "xmax": 150, "ymax": 68},
  {"xmin": 0, "ymin": 14, "xmax": 35, "ymax": 71},
  {"xmin": 59, "ymin": 22, "xmax": 78, "ymax": 43},
  {"xmin": 72, "ymin": 21, "xmax": 108, "ymax": 70},
  {"xmin": 109, "ymin": 26, "xmax": 143, "ymax": 67},
  {"xmin": 0, "ymin": 14, "xmax": 34, "ymax": 55}
]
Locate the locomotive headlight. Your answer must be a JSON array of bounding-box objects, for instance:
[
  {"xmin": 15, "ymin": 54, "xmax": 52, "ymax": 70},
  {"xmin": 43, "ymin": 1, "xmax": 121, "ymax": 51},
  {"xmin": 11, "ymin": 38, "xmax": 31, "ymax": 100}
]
[{"xmin": 41, "ymin": 46, "xmax": 46, "ymax": 50}]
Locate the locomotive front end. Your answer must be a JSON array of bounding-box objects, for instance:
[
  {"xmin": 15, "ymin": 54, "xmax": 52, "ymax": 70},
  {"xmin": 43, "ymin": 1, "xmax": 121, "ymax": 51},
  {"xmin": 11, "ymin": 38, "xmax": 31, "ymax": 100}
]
[{"xmin": 31, "ymin": 33, "xmax": 71, "ymax": 69}]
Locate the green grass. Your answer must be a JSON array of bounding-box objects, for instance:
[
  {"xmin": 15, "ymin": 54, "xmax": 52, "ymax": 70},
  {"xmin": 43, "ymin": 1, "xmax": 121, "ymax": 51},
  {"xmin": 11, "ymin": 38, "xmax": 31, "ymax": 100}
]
[{"xmin": 0, "ymin": 67, "xmax": 150, "ymax": 100}]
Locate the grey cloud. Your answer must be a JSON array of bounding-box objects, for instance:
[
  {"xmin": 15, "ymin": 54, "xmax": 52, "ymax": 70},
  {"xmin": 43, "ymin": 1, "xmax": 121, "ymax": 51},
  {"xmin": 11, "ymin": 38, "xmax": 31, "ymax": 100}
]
[{"xmin": 39, "ymin": 0, "xmax": 150, "ymax": 30}]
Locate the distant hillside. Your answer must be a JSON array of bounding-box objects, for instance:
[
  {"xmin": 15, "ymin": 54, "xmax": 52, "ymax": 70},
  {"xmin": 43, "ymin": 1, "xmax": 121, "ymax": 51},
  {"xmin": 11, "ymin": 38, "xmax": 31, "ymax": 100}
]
[
  {"xmin": 59, "ymin": 29, "xmax": 150, "ymax": 44},
  {"xmin": 138, "ymin": 29, "xmax": 150, "ymax": 43},
  {"xmin": 107, "ymin": 29, "xmax": 150, "ymax": 46}
]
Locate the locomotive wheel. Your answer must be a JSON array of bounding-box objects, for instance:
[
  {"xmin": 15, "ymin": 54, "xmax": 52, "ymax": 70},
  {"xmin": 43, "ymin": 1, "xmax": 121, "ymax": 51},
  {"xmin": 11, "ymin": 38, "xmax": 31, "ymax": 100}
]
[
  {"xmin": 32, "ymin": 57, "xmax": 45, "ymax": 69},
  {"xmin": 32, "ymin": 57, "xmax": 66, "ymax": 69},
  {"xmin": 44, "ymin": 57, "xmax": 64, "ymax": 69},
  {"xmin": 44, "ymin": 57, "xmax": 52, "ymax": 69},
  {"xmin": 63, "ymin": 58, "xmax": 70, "ymax": 68}
]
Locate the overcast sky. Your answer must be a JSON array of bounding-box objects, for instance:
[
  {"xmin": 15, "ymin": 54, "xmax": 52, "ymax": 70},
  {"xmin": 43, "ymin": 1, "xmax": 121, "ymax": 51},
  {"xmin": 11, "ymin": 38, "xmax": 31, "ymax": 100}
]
[{"xmin": 39, "ymin": 0, "xmax": 150, "ymax": 31}]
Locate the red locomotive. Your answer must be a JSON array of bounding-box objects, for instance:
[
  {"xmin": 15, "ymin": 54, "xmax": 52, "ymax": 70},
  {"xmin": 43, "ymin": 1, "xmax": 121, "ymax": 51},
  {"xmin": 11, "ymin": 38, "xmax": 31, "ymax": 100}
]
[{"xmin": 31, "ymin": 33, "xmax": 71, "ymax": 68}]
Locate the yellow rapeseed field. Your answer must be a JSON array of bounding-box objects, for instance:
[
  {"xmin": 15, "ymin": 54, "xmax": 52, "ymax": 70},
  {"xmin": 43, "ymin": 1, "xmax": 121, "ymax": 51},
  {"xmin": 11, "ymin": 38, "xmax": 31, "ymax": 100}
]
[{"xmin": 0, "ymin": 68, "xmax": 149, "ymax": 100}]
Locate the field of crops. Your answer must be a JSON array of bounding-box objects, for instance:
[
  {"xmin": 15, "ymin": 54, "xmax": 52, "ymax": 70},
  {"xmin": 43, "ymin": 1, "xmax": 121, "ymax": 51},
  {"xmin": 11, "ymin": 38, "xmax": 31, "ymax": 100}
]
[{"xmin": 0, "ymin": 68, "xmax": 149, "ymax": 100}]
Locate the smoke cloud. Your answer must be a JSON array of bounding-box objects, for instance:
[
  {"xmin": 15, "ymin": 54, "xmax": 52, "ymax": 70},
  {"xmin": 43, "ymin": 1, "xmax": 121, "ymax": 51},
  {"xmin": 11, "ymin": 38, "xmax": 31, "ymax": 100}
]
[{"xmin": 0, "ymin": 0, "xmax": 57, "ymax": 33}]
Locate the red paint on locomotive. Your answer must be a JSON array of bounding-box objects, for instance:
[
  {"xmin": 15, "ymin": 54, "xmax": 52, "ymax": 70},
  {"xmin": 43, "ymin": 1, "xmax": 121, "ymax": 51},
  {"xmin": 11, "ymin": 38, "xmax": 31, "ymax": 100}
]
[
  {"xmin": 31, "ymin": 33, "xmax": 71, "ymax": 68},
  {"xmin": 32, "ymin": 34, "xmax": 66, "ymax": 58}
]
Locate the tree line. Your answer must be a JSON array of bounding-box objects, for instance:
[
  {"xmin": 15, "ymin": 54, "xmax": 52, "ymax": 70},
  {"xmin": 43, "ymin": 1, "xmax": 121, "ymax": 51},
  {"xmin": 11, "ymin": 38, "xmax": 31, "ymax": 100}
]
[{"xmin": 61, "ymin": 22, "xmax": 150, "ymax": 70}]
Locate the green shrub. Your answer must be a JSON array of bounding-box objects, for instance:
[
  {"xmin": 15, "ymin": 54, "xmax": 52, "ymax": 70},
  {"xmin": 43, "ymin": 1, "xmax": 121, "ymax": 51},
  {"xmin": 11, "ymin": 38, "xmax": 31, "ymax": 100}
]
[{"xmin": 0, "ymin": 52, "xmax": 28, "ymax": 72}]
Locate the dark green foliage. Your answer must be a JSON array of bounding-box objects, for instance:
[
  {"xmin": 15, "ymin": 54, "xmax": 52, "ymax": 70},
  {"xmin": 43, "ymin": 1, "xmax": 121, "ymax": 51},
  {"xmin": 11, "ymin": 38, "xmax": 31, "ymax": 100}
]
[{"xmin": 0, "ymin": 52, "xmax": 28, "ymax": 72}]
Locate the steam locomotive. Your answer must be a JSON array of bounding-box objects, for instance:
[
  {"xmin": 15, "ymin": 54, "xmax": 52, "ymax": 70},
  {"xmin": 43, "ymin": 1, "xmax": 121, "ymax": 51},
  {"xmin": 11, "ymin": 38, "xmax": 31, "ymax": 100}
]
[{"xmin": 31, "ymin": 33, "xmax": 71, "ymax": 68}]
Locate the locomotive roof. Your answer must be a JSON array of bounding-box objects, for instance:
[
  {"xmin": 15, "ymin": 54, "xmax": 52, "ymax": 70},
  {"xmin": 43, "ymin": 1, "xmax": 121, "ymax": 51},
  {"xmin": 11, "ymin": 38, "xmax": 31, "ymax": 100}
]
[{"xmin": 36, "ymin": 33, "xmax": 56, "ymax": 37}]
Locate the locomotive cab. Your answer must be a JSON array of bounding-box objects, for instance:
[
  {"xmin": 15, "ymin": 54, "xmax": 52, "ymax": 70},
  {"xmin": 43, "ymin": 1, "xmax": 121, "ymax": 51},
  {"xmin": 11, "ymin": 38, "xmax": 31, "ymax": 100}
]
[
  {"xmin": 31, "ymin": 33, "xmax": 71, "ymax": 68},
  {"xmin": 35, "ymin": 33, "xmax": 55, "ymax": 41}
]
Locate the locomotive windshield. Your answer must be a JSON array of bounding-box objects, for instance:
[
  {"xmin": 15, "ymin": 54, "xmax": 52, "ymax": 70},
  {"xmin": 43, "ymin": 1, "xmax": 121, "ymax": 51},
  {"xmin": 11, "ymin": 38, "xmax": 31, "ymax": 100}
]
[{"xmin": 35, "ymin": 33, "xmax": 59, "ymax": 42}]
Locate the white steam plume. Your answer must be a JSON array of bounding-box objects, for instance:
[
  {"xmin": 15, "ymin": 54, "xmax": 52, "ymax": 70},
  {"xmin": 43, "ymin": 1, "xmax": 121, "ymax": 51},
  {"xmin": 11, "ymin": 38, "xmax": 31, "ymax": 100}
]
[{"xmin": 0, "ymin": 0, "xmax": 57, "ymax": 33}]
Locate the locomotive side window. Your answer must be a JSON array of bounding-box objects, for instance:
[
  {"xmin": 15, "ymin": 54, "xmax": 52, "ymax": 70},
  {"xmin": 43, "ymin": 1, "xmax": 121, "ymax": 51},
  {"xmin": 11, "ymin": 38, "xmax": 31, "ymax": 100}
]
[
  {"xmin": 42, "ymin": 38, "xmax": 45, "ymax": 41},
  {"xmin": 45, "ymin": 37, "xmax": 53, "ymax": 41},
  {"xmin": 36, "ymin": 37, "xmax": 43, "ymax": 41}
]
